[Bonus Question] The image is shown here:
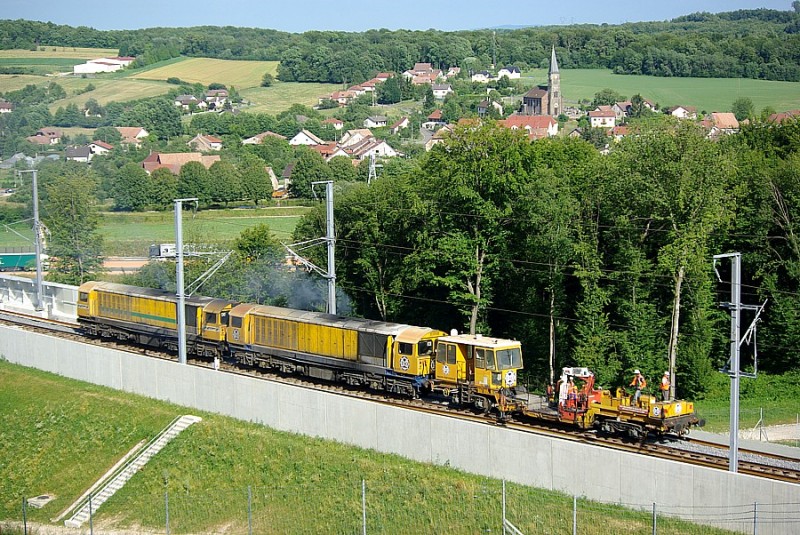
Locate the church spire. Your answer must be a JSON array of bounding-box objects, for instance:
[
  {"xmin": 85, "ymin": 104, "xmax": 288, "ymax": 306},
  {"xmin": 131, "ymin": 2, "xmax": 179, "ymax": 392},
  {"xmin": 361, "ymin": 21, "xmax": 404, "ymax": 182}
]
[{"xmin": 549, "ymin": 45, "xmax": 559, "ymax": 74}]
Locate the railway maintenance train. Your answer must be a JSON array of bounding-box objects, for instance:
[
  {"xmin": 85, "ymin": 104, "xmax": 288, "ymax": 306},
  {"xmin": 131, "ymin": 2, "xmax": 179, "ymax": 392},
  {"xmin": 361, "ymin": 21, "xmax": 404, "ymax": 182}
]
[{"xmin": 76, "ymin": 281, "xmax": 702, "ymax": 436}]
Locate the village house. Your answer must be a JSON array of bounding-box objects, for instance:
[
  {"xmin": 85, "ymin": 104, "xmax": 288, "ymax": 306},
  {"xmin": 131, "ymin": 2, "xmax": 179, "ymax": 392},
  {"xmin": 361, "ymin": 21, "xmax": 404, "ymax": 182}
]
[
  {"xmin": 471, "ymin": 71, "xmax": 494, "ymax": 83},
  {"xmin": 402, "ymin": 62, "xmax": 443, "ymax": 85},
  {"xmin": 589, "ymin": 107, "xmax": 616, "ymax": 128},
  {"xmin": 610, "ymin": 124, "xmax": 630, "ymax": 141},
  {"xmin": 205, "ymin": 89, "xmax": 228, "ymax": 109},
  {"xmin": 89, "ymin": 140, "xmax": 114, "ymax": 156},
  {"xmin": 703, "ymin": 112, "xmax": 740, "ymax": 138},
  {"xmin": 497, "ymin": 66, "xmax": 521, "ymax": 80},
  {"xmin": 188, "ymin": 134, "xmax": 223, "ymax": 152},
  {"xmin": 498, "ymin": 115, "xmax": 558, "ymax": 140},
  {"xmin": 477, "ymin": 100, "xmax": 504, "ymax": 117},
  {"xmin": 141, "ymin": 152, "xmax": 220, "ymax": 174},
  {"xmin": 65, "ymin": 146, "xmax": 91, "ymax": 163},
  {"xmin": 116, "ymin": 127, "xmax": 149, "ymax": 147},
  {"xmin": 664, "ymin": 105, "xmax": 698, "ymax": 120},
  {"xmin": 767, "ymin": 110, "xmax": 800, "ymax": 124},
  {"xmin": 289, "ymin": 129, "xmax": 326, "ymax": 146},
  {"xmin": 339, "ymin": 129, "xmax": 374, "ymax": 148},
  {"xmin": 390, "ymin": 117, "xmax": 409, "ymax": 135},
  {"xmin": 241, "ymin": 131, "xmax": 287, "ymax": 145},
  {"xmin": 423, "ymin": 109, "xmax": 447, "ymax": 130},
  {"xmin": 309, "ymin": 142, "xmax": 349, "ymax": 162},
  {"xmin": 432, "ymin": 84, "xmax": 453, "ymax": 99},
  {"xmin": 446, "ymin": 66, "xmax": 461, "ymax": 78},
  {"xmin": 424, "ymin": 125, "xmax": 454, "ymax": 151},
  {"xmin": 343, "ymin": 137, "xmax": 398, "ymax": 161},
  {"xmin": 322, "ymin": 118, "xmax": 344, "ymax": 130},
  {"xmin": 0, "ymin": 101, "xmax": 13, "ymax": 113},
  {"xmin": 363, "ymin": 116, "xmax": 388, "ymax": 128},
  {"xmin": 26, "ymin": 128, "xmax": 61, "ymax": 145},
  {"xmin": 174, "ymin": 95, "xmax": 207, "ymax": 111}
]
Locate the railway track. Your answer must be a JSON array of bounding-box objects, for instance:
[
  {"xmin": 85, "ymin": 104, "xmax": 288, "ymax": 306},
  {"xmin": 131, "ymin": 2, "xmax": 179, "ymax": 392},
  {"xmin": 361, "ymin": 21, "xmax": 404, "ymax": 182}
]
[{"xmin": 2, "ymin": 308, "xmax": 799, "ymax": 484}]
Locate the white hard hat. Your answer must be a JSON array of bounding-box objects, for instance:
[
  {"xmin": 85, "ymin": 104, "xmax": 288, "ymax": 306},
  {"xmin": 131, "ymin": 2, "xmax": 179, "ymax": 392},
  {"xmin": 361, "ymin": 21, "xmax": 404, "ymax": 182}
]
[
  {"xmin": 664, "ymin": 371, "xmax": 670, "ymax": 376},
  {"xmin": 634, "ymin": 369, "xmax": 640, "ymax": 375}
]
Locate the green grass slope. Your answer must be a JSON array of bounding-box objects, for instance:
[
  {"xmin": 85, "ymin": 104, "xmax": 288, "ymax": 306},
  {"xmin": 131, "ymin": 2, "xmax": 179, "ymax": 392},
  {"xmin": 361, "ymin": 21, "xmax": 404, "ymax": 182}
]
[{"xmin": 0, "ymin": 360, "xmax": 734, "ymax": 534}]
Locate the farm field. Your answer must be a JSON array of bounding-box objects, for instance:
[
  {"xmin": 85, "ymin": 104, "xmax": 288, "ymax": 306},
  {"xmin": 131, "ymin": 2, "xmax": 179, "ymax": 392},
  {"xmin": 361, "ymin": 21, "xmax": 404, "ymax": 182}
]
[
  {"xmin": 47, "ymin": 78, "xmax": 172, "ymax": 111},
  {"xmin": 0, "ymin": 361, "xmax": 734, "ymax": 534},
  {"xmin": 0, "ymin": 206, "xmax": 310, "ymax": 257},
  {"xmin": 240, "ymin": 81, "xmax": 340, "ymax": 114},
  {"xmin": 0, "ymin": 47, "xmax": 119, "ymax": 60},
  {"xmin": 131, "ymin": 57, "xmax": 278, "ymax": 89},
  {"xmin": 523, "ymin": 69, "xmax": 800, "ymax": 114}
]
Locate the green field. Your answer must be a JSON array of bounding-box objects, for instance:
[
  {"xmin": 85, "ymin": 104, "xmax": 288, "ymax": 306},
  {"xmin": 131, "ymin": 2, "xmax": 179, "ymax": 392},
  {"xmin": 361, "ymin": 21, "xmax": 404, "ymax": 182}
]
[
  {"xmin": 0, "ymin": 47, "xmax": 119, "ymax": 60},
  {"xmin": 47, "ymin": 78, "xmax": 172, "ymax": 112},
  {"xmin": 240, "ymin": 81, "xmax": 340, "ymax": 114},
  {"xmin": 523, "ymin": 68, "xmax": 800, "ymax": 114},
  {"xmin": 0, "ymin": 361, "xmax": 734, "ymax": 534},
  {"xmin": 0, "ymin": 207, "xmax": 310, "ymax": 257},
  {"xmin": 132, "ymin": 57, "xmax": 278, "ymax": 89}
]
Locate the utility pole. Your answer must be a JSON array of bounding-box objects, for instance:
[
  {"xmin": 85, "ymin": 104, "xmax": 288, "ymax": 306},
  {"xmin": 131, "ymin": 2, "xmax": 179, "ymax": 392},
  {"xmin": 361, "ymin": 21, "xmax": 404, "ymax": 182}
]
[
  {"xmin": 283, "ymin": 182, "xmax": 336, "ymax": 315},
  {"xmin": 314, "ymin": 181, "xmax": 336, "ymax": 315},
  {"xmin": 713, "ymin": 252, "xmax": 767, "ymax": 473},
  {"xmin": 17, "ymin": 170, "xmax": 44, "ymax": 312},
  {"xmin": 174, "ymin": 198, "xmax": 197, "ymax": 365}
]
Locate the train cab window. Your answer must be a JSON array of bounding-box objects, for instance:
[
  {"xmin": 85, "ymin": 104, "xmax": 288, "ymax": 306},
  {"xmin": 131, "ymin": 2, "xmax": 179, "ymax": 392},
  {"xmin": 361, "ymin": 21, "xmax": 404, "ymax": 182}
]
[
  {"xmin": 220, "ymin": 311, "xmax": 229, "ymax": 326},
  {"xmin": 205, "ymin": 312, "xmax": 218, "ymax": 324},
  {"xmin": 418, "ymin": 339, "xmax": 433, "ymax": 356},
  {"xmin": 446, "ymin": 344, "xmax": 456, "ymax": 365},
  {"xmin": 398, "ymin": 342, "xmax": 413, "ymax": 355},
  {"xmin": 475, "ymin": 348, "xmax": 486, "ymax": 369},
  {"xmin": 436, "ymin": 344, "xmax": 447, "ymax": 363},
  {"xmin": 231, "ymin": 316, "xmax": 243, "ymax": 329},
  {"xmin": 79, "ymin": 292, "xmax": 88, "ymax": 302},
  {"xmin": 485, "ymin": 350, "xmax": 496, "ymax": 371},
  {"xmin": 496, "ymin": 348, "xmax": 522, "ymax": 369}
]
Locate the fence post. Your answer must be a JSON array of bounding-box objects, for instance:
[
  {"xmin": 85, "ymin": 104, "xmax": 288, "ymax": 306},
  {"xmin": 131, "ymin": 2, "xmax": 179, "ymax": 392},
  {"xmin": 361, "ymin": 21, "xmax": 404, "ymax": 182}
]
[
  {"xmin": 248, "ymin": 485, "xmax": 253, "ymax": 535},
  {"xmin": 753, "ymin": 502, "xmax": 758, "ymax": 535},
  {"xmin": 362, "ymin": 479, "xmax": 367, "ymax": 535},
  {"xmin": 502, "ymin": 479, "xmax": 507, "ymax": 535},
  {"xmin": 89, "ymin": 492, "xmax": 93, "ymax": 535},
  {"xmin": 652, "ymin": 502, "xmax": 657, "ymax": 535},
  {"xmin": 572, "ymin": 495, "xmax": 577, "ymax": 535},
  {"xmin": 22, "ymin": 497, "xmax": 27, "ymax": 535},
  {"xmin": 165, "ymin": 491, "xmax": 170, "ymax": 535}
]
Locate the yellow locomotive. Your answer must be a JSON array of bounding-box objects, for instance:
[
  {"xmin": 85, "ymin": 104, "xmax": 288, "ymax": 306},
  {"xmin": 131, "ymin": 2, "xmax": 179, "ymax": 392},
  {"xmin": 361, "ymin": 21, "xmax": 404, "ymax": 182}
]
[{"xmin": 76, "ymin": 282, "xmax": 523, "ymax": 407}]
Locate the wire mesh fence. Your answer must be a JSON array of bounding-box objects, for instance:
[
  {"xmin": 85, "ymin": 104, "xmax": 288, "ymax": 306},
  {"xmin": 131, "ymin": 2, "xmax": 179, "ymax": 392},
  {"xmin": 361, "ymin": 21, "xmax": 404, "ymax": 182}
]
[{"xmin": 12, "ymin": 479, "xmax": 800, "ymax": 534}]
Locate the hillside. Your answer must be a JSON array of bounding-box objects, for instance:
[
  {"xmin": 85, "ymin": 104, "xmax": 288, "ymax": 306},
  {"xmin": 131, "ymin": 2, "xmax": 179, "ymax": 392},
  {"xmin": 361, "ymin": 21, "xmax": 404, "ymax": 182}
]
[{"xmin": 0, "ymin": 360, "xmax": 732, "ymax": 534}]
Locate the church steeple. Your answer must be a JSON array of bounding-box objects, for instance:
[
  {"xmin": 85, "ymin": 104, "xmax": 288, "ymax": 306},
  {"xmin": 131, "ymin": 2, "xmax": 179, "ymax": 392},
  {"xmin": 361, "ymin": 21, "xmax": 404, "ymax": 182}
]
[
  {"xmin": 549, "ymin": 45, "xmax": 559, "ymax": 74},
  {"xmin": 547, "ymin": 45, "xmax": 562, "ymax": 116}
]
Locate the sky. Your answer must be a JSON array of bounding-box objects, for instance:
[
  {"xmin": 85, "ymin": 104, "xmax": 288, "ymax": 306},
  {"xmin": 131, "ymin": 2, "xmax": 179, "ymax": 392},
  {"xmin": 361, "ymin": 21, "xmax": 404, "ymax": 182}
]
[{"xmin": 5, "ymin": 0, "xmax": 794, "ymax": 32}]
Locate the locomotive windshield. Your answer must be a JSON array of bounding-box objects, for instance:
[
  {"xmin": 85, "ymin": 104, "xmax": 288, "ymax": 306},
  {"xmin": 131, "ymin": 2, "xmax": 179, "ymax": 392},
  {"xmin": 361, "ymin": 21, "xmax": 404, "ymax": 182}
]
[
  {"xmin": 418, "ymin": 340, "xmax": 434, "ymax": 356},
  {"xmin": 495, "ymin": 347, "xmax": 523, "ymax": 370}
]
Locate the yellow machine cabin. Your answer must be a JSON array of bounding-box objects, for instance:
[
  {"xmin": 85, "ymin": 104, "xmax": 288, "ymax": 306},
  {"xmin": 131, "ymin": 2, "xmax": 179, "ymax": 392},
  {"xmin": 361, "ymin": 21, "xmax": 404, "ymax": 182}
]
[{"xmin": 433, "ymin": 332, "xmax": 523, "ymax": 411}]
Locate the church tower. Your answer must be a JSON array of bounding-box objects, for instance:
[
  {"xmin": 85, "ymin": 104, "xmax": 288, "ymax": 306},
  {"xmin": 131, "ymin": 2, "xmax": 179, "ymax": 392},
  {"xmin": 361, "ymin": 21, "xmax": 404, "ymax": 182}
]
[{"xmin": 547, "ymin": 45, "xmax": 562, "ymax": 116}]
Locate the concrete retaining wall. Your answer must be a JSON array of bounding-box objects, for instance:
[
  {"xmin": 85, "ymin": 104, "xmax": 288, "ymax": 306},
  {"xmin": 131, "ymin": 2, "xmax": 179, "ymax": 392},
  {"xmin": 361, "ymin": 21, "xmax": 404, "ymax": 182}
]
[
  {"xmin": 2, "ymin": 324, "xmax": 798, "ymax": 534},
  {"xmin": 0, "ymin": 274, "xmax": 77, "ymax": 320}
]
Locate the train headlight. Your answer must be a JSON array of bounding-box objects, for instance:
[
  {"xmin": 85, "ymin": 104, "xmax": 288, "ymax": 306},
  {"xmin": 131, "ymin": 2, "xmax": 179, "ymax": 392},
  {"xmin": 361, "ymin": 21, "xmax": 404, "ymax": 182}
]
[{"xmin": 504, "ymin": 370, "xmax": 516, "ymax": 386}]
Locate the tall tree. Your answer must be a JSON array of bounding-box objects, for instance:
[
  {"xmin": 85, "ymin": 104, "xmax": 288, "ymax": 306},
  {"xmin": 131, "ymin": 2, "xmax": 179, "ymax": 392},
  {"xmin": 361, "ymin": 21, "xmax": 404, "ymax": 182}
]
[
  {"xmin": 43, "ymin": 169, "xmax": 103, "ymax": 285},
  {"xmin": 412, "ymin": 123, "xmax": 530, "ymax": 334}
]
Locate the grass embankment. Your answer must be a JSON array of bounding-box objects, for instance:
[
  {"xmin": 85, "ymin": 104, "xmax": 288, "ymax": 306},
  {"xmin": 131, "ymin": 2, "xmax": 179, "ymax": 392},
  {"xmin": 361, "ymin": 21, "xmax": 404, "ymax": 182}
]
[
  {"xmin": 0, "ymin": 361, "xmax": 735, "ymax": 534},
  {"xmin": 694, "ymin": 372, "xmax": 800, "ymax": 433},
  {"xmin": 523, "ymin": 68, "xmax": 800, "ymax": 114}
]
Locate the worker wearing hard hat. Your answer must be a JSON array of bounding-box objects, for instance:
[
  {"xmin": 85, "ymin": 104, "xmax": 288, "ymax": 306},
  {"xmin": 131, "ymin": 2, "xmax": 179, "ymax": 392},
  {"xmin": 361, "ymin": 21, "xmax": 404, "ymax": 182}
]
[
  {"xmin": 629, "ymin": 369, "xmax": 646, "ymax": 405},
  {"xmin": 660, "ymin": 371, "xmax": 671, "ymax": 401}
]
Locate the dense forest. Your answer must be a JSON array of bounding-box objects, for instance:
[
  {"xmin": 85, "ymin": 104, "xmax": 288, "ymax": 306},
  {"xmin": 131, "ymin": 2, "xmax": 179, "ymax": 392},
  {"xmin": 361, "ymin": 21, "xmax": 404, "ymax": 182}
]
[{"xmin": 1, "ymin": 6, "xmax": 800, "ymax": 81}]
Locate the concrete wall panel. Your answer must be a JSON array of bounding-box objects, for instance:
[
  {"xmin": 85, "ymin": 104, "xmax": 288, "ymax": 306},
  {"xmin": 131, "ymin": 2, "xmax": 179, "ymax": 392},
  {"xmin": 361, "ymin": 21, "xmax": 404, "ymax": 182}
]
[{"xmin": 1, "ymin": 324, "xmax": 799, "ymax": 535}]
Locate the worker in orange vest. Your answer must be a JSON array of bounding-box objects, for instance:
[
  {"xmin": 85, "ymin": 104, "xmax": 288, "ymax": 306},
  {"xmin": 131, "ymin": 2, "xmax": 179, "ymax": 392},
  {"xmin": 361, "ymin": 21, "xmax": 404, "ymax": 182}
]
[
  {"xmin": 660, "ymin": 371, "xmax": 671, "ymax": 401},
  {"xmin": 630, "ymin": 369, "xmax": 646, "ymax": 405}
]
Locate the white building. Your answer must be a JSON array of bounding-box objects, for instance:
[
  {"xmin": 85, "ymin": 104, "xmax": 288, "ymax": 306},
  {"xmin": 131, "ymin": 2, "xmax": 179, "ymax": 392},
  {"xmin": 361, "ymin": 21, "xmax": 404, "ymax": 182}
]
[{"xmin": 73, "ymin": 57, "xmax": 134, "ymax": 75}]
